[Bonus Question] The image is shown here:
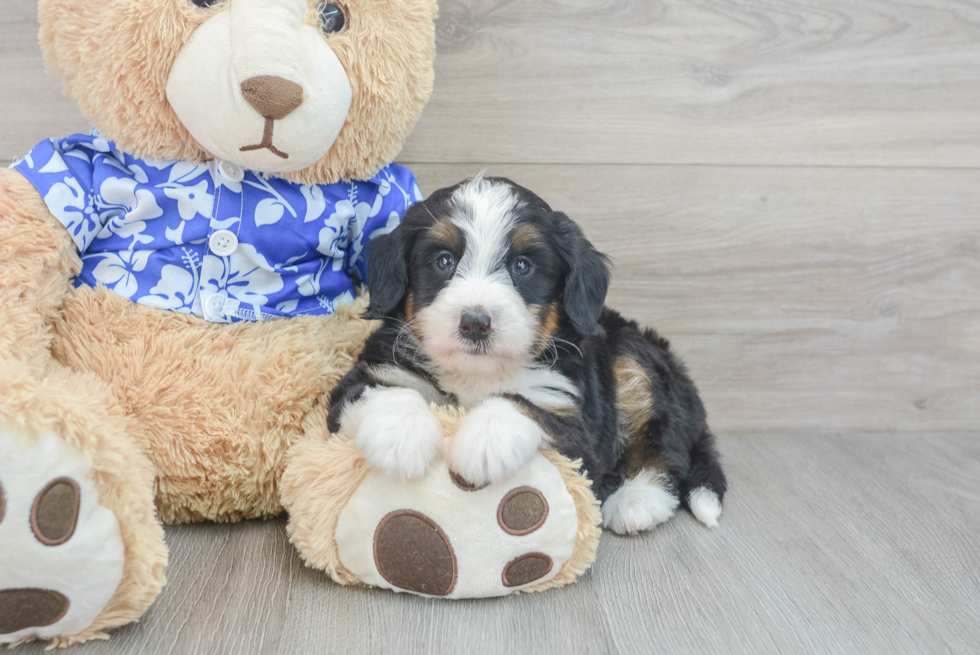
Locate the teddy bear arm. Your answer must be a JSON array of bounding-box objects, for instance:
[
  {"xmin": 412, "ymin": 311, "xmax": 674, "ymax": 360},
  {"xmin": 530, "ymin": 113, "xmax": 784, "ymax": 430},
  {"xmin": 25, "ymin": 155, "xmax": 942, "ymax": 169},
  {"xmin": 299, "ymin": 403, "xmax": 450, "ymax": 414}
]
[{"xmin": 0, "ymin": 168, "xmax": 81, "ymax": 377}]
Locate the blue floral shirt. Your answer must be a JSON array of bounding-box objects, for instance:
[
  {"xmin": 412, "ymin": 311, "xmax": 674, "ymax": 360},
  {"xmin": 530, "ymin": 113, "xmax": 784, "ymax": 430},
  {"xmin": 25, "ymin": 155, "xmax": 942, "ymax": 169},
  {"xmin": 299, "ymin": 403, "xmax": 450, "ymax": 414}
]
[{"xmin": 11, "ymin": 131, "xmax": 420, "ymax": 322}]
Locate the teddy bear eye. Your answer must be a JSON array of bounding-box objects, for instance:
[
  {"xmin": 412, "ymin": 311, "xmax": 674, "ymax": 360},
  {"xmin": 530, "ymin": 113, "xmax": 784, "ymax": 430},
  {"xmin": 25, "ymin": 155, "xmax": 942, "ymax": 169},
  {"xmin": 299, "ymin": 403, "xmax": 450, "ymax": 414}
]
[
  {"xmin": 317, "ymin": 2, "xmax": 348, "ymax": 35},
  {"xmin": 190, "ymin": 0, "xmax": 226, "ymax": 8}
]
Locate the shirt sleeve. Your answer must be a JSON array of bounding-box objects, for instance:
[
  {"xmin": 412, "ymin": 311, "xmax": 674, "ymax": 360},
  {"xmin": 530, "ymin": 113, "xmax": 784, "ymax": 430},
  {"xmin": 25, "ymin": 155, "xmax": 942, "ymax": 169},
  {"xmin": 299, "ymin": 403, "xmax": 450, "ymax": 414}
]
[
  {"xmin": 10, "ymin": 133, "xmax": 105, "ymax": 252},
  {"xmin": 346, "ymin": 163, "xmax": 422, "ymax": 285}
]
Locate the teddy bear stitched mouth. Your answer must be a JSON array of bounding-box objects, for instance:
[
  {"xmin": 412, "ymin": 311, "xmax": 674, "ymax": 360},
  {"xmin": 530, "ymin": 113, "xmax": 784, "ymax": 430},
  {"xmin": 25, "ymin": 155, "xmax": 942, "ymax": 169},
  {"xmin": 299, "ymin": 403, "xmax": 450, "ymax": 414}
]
[{"xmin": 240, "ymin": 117, "xmax": 290, "ymax": 159}]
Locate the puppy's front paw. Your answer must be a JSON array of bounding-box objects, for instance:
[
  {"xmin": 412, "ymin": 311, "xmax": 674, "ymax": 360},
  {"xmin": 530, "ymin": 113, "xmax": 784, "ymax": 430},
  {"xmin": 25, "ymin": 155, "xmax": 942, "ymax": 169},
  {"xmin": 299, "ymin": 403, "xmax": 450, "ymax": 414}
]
[
  {"xmin": 349, "ymin": 388, "xmax": 442, "ymax": 479},
  {"xmin": 450, "ymin": 398, "xmax": 548, "ymax": 486}
]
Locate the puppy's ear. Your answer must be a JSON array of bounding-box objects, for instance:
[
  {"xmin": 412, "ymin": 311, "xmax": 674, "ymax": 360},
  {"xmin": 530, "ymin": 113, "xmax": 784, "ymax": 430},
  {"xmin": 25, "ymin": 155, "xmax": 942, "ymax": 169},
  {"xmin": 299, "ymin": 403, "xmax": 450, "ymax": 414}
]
[
  {"xmin": 552, "ymin": 212, "xmax": 610, "ymax": 337},
  {"xmin": 365, "ymin": 226, "xmax": 410, "ymax": 320}
]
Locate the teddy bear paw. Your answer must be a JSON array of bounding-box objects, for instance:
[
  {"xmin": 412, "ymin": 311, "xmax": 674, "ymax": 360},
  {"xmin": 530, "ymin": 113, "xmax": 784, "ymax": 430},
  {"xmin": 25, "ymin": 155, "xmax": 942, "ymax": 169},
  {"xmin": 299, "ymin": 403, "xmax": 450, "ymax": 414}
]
[
  {"xmin": 334, "ymin": 453, "xmax": 580, "ymax": 598},
  {"xmin": 0, "ymin": 430, "xmax": 125, "ymax": 643}
]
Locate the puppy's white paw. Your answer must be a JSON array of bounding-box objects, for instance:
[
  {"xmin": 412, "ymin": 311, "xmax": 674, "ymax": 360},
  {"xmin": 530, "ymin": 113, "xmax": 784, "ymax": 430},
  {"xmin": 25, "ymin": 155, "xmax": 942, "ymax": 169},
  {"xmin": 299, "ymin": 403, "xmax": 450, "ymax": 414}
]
[
  {"xmin": 450, "ymin": 398, "xmax": 547, "ymax": 486},
  {"xmin": 601, "ymin": 470, "xmax": 679, "ymax": 535},
  {"xmin": 347, "ymin": 387, "xmax": 442, "ymax": 479}
]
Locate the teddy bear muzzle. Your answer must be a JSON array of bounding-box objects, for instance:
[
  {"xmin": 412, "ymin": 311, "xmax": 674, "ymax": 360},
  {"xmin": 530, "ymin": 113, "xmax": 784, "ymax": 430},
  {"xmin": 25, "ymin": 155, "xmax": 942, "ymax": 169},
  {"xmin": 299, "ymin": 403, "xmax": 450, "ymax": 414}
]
[{"xmin": 166, "ymin": 0, "xmax": 352, "ymax": 174}]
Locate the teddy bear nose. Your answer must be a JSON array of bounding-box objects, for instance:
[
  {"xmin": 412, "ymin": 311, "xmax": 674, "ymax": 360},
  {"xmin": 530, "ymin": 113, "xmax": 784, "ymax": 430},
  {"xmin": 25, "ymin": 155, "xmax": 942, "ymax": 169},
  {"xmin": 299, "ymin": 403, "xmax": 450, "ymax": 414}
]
[{"xmin": 240, "ymin": 75, "xmax": 304, "ymax": 120}]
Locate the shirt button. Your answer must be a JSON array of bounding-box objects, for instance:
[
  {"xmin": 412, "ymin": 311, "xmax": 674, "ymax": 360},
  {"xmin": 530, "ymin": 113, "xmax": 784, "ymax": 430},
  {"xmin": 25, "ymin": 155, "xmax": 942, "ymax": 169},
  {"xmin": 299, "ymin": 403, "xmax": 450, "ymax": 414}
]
[
  {"xmin": 209, "ymin": 229, "xmax": 239, "ymax": 256},
  {"xmin": 204, "ymin": 293, "xmax": 226, "ymax": 321},
  {"xmin": 217, "ymin": 160, "xmax": 244, "ymax": 183}
]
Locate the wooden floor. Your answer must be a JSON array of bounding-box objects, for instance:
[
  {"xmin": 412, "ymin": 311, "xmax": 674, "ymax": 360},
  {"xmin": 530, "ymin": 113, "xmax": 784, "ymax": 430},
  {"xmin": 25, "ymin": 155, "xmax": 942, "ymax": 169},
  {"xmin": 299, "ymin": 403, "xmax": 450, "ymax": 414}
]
[
  {"xmin": 3, "ymin": 0, "xmax": 980, "ymax": 653},
  {"xmin": 14, "ymin": 433, "xmax": 980, "ymax": 655}
]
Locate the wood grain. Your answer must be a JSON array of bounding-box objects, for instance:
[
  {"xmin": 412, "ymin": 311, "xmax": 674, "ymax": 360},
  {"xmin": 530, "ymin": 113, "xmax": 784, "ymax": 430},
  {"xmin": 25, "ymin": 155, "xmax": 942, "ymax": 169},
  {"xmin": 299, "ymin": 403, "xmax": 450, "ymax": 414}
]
[
  {"xmin": 3, "ymin": 0, "xmax": 980, "ymax": 167},
  {"xmin": 411, "ymin": 164, "xmax": 980, "ymax": 434},
  {"xmin": 14, "ymin": 432, "xmax": 980, "ymax": 655},
  {"xmin": 404, "ymin": 0, "xmax": 980, "ymax": 166}
]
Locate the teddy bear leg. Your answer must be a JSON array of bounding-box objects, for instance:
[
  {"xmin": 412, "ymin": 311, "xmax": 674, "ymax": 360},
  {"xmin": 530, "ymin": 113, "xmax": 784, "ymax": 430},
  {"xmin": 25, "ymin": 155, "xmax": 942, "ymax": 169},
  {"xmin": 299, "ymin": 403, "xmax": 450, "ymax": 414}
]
[{"xmin": 0, "ymin": 362, "xmax": 167, "ymax": 646}]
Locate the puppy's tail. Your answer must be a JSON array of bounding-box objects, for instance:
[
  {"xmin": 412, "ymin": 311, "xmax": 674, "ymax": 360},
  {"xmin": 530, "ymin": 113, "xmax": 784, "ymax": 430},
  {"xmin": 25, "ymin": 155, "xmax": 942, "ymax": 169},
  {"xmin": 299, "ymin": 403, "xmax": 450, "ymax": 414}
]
[{"xmin": 682, "ymin": 431, "xmax": 727, "ymax": 528}]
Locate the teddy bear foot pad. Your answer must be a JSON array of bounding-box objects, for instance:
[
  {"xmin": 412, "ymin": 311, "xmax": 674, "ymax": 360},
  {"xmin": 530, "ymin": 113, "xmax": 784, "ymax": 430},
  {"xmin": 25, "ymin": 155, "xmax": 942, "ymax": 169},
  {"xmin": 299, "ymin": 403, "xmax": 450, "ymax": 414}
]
[
  {"xmin": 335, "ymin": 454, "xmax": 580, "ymax": 598},
  {"xmin": 0, "ymin": 431, "xmax": 124, "ymax": 642}
]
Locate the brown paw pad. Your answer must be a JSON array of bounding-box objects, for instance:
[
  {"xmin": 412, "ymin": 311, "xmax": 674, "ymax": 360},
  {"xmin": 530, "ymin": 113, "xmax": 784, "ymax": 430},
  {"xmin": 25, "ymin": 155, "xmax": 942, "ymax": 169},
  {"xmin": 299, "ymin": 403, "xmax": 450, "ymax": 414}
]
[
  {"xmin": 31, "ymin": 477, "xmax": 81, "ymax": 546},
  {"xmin": 0, "ymin": 589, "xmax": 70, "ymax": 634},
  {"xmin": 373, "ymin": 510, "xmax": 457, "ymax": 596},
  {"xmin": 449, "ymin": 470, "xmax": 488, "ymax": 492},
  {"xmin": 502, "ymin": 553, "xmax": 554, "ymax": 587},
  {"xmin": 497, "ymin": 486, "xmax": 549, "ymax": 536}
]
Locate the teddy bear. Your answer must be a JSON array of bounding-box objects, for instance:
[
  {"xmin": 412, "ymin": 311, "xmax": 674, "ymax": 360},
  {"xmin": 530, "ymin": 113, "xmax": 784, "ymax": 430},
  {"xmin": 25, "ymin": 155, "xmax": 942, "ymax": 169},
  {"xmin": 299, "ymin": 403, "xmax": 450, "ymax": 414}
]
[{"xmin": 0, "ymin": 0, "xmax": 602, "ymax": 646}]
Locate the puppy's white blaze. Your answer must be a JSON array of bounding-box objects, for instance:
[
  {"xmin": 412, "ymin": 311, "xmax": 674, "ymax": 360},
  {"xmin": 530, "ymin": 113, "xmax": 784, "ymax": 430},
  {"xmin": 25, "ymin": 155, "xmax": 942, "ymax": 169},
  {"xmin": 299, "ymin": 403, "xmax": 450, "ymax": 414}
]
[
  {"xmin": 450, "ymin": 397, "xmax": 549, "ymax": 485},
  {"xmin": 450, "ymin": 177, "xmax": 520, "ymax": 279},
  {"xmin": 601, "ymin": 470, "xmax": 679, "ymax": 535},
  {"xmin": 366, "ymin": 365, "xmax": 447, "ymax": 406},
  {"xmin": 688, "ymin": 486, "xmax": 723, "ymax": 528},
  {"xmin": 345, "ymin": 387, "xmax": 442, "ymax": 479}
]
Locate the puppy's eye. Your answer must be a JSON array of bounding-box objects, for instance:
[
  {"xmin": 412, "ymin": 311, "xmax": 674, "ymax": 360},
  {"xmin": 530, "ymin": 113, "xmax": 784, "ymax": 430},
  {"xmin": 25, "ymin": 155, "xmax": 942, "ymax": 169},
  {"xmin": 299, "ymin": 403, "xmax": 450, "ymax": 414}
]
[
  {"xmin": 317, "ymin": 2, "xmax": 348, "ymax": 35},
  {"xmin": 436, "ymin": 253, "xmax": 457, "ymax": 272},
  {"xmin": 511, "ymin": 257, "xmax": 533, "ymax": 276},
  {"xmin": 190, "ymin": 0, "xmax": 225, "ymax": 8}
]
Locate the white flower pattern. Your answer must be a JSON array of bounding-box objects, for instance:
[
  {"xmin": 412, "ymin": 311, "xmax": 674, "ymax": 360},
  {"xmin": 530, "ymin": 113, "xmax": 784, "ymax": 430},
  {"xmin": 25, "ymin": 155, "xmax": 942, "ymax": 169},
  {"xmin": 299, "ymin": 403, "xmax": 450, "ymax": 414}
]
[{"xmin": 13, "ymin": 130, "xmax": 421, "ymax": 322}]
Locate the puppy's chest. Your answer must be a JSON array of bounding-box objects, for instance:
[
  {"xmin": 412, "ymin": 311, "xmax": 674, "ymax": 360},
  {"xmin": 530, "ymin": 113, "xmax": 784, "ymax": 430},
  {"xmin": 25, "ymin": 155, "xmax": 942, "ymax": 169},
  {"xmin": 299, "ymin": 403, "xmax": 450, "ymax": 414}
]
[{"xmin": 442, "ymin": 367, "xmax": 580, "ymax": 411}]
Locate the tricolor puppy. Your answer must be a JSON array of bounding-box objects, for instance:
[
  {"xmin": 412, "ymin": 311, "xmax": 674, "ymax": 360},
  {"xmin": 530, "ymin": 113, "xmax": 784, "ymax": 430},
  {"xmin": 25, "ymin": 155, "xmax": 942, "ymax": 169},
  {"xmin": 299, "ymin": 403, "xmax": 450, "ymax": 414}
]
[{"xmin": 328, "ymin": 175, "xmax": 727, "ymax": 533}]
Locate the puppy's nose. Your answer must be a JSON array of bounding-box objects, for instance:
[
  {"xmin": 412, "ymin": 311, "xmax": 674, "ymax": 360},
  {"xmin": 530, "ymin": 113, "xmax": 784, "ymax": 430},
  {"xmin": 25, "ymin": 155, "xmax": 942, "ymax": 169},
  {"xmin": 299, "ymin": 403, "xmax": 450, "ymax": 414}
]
[
  {"xmin": 459, "ymin": 311, "xmax": 492, "ymax": 342},
  {"xmin": 240, "ymin": 76, "xmax": 304, "ymax": 120}
]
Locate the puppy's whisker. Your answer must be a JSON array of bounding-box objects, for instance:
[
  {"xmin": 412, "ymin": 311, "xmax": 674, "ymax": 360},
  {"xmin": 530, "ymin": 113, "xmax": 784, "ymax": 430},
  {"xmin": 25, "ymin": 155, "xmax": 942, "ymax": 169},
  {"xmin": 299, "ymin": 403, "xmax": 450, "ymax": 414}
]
[{"xmin": 550, "ymin": 336, "xmax": 583, "ymax": 358}]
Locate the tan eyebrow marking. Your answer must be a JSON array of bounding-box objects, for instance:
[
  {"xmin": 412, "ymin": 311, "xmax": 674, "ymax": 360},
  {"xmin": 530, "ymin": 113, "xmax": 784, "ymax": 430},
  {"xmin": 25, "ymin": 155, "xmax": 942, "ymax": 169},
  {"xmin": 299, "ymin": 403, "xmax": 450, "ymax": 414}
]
[
  {"xmin": 427, "ymin": 219, "xmax": 463, "ymax": 251},
  {"xmin": 511, "ymin": 224, "xmax": 544, "ymax": 251}
]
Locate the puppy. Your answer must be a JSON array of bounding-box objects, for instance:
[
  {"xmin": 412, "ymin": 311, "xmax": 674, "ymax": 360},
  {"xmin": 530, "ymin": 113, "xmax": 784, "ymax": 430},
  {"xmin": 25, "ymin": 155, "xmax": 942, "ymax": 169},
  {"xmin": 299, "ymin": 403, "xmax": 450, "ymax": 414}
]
[{"xmin": 328, "ymin": 175, "xmax": 727, "ymax": 534}]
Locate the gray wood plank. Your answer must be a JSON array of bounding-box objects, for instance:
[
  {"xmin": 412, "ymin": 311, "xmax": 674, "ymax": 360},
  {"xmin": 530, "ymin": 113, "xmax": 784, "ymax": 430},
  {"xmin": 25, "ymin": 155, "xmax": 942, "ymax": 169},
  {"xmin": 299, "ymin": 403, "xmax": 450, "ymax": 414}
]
[
  {"xmin": 15, "ymin": 432, "xmax": 980, "ymax": 654},
  {"xmin": 3, "ymin": 0, "xmax": 980, "ymax": 167},
  {"xmin": 409, "ymin": 163, "xmax": 980, "ymax": 434},
  {"xmin": 0, "ymin": 0, "xmax": 90, "ymax": 164},
  {"xmin": 407, "ymin": 0, "xmax": 980, "ymax": 167}
]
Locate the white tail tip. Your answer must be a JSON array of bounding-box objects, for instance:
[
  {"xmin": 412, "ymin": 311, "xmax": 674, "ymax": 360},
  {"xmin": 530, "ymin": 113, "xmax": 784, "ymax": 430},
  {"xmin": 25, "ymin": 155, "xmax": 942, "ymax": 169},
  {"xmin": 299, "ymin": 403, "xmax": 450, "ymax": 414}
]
[{"xmin": 688, "ymin": 486, "xmax": 722, "ymax": 528}]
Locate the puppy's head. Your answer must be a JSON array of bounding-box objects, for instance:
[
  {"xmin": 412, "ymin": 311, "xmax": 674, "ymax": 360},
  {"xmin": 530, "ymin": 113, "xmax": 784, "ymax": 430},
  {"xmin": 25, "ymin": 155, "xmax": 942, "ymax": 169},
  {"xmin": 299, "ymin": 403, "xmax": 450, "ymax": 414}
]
[{"xmin": 366, "ymin": 175, "xmax": 609, "ymax": 381}]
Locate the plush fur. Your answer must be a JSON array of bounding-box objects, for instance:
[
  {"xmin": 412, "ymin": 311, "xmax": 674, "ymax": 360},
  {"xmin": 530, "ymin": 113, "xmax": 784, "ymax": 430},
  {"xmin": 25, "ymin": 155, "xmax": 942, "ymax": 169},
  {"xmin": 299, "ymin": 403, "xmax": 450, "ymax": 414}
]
[
  {"xmin": 329, "ymin": 176, "xmax": 728, "ymax": 533},
  {"xmin": 53, "ymin": 286, "xmax": 377, "ymax": 524}
]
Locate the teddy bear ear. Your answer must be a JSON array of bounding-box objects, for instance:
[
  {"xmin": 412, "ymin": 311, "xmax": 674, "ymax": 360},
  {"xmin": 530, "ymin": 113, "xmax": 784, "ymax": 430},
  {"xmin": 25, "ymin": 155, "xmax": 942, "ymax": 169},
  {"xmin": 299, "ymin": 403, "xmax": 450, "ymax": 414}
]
[{"xmin": 364, "ymin": 228, "xmax": 411, "ymax": 320}]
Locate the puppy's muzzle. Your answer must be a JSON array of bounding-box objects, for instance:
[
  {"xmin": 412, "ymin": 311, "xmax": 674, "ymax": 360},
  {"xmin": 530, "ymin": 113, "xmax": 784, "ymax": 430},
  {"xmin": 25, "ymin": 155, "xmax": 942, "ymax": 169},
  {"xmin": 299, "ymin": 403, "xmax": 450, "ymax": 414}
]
[{"xmin": 459, "ymin": 311, "xmax": 492, "ymax": 342}]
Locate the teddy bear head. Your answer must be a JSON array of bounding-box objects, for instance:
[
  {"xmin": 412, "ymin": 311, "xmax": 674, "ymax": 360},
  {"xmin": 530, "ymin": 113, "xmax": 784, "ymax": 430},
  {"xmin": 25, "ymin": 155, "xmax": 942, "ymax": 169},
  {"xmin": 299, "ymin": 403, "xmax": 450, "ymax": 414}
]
[{"xmin": 38, "ymin": 0, "xmax": 436, "ymax": 184}]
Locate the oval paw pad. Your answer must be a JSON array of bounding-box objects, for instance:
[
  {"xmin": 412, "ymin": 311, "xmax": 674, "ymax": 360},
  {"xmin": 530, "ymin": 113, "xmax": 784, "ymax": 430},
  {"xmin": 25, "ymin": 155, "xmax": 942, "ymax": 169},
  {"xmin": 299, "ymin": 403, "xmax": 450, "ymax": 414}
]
[
  {"xmin": 0, "ymin": 589, "xmax": 70, "ymax": 635},
  {"xmin": 373, "ymin": 510, "xmax": 457, "ymax": 596},
  {"xmin": 502, "ymin": 553, "xmax": 554, "ymax": 587},
  {"xmin": 497, "ymin": 486, "xmax": 549, "ymax": 536},
  {"xmin": 30, "ymin": 478, "xmax": 81, "ymax": 546}
]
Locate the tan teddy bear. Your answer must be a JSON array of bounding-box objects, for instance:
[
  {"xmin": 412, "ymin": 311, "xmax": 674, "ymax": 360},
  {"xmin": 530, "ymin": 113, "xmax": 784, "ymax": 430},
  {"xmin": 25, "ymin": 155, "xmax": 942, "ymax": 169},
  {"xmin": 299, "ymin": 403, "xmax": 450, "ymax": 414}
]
[{"xmin": 0, "ymin": 0, "xmax": 599, "ymax": 646}]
